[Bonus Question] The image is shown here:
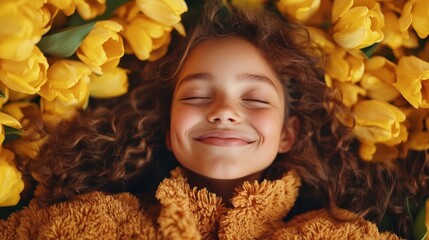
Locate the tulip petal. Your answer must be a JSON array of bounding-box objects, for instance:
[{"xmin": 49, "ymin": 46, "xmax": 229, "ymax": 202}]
[
  {"xmin": 137, "ymin": 0, "xmax": 182, "ymax": 26},
  {"xmin": 163, "ymin": 0, "xmax": 188, "ymax": 14},
  {"xmin": 0, "ymin": 112, "xmax": 22, "ymax": 130},
  {"xmin": 0, "ymin": 148, "xmax": 24, "ymax": 207},
  {"xmin": 89, "ymin": 68, "xmax": 128, "ymax": 98},
  {"xmin": 411, "ymin": 0, "xmax": 429, "ymax": 38},
  {"xmin": 359, "ymin": 141, "xmax": 376, "ymax": 161},
  {"xmin": 332, "ymin": 0, "xmax": 353, "ymax": 22},
  {"xmin": 394, "ymin": 56, "xmax": 429, "ymax": 108},
  {"xmin": 124, "ymin": 21, "xmax": 153, "ymax": 60},
  {"xmin": 353, "ymin": 100, "xmax": 405, "ymax": 142},
  {"xmin": 334, "ymin": 28, "xmax": 368, "ymax": 50},
  {"xmin": 173, "ymin": 22, "xmax": 185, "ymax": 36}
]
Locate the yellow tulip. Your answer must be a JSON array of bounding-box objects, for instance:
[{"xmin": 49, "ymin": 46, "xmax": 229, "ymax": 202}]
[
  {"xmin": 48, "ymin": 0, "xmax": 76, "ymax": 16},
  {"xmin": 360, "ymin": 56, "xmax": 400, "ymax": 102},
  {"xmin": 2, "ymin": 102, "xmax": 32, "ymax": 121},
  {"xmin": 48, "ymin": 0, "xmax": 74, "ymax": 12},
  {"xmin": 40, "ymin": 3, "xmax": 59, "ymax": 35},
  {"xmin": 122, "ymin": 15, "xmax": 174, "ymax": 61},
  {"xmin": 40, "ymin": 98, "xmax": 78, "ymax": 127},
  {"xmin": 352, "ymin": 99, "xmax": 406, "ymax": 143},
  {"xmin": 325, "ymin": 47, "xmax": 365, "ymax": 83},
  {"xmin": 114, "ymin": 2, "xmax": 185, "ymax": 60},
  {"xmin": 77, "ymin": 20, "xmax": 124, "ymax": 75},
  {"xmin": 148, "ymin": 30, "xmax": 172, "ymax": 61},
  {"xmin": 277, "ymin": 0, "xmax": 321, "ymax": 22},
  {"xmin": 381, "ymin": 9, "xmax": 418, "ymax": 50},
  {"xmin": 0, "ymin": 148, "xmax": 24, "ymax": 207},
  {"xmin": 307, "ymin": 27, "xmax": 336, "ymax": 52},
  {"xmin": 122, "ymin": 16, "xmax": 153, "ymax": 60},
  {"xmin": 404, "ymin": 108, "xmax": 429, "ymax": 150},
  {"xmin": 113, "ymin": 1, "xmax": 138, "ymax": 22},
  {"xmin": 136, "ymin": 0, "xmax": 187, "ymax": 26},
  {"xmin": 332, "ymin": 0, "xmax": 384, "ymax": 49},
  {"xmin": 393, "ymin": 56, "xmax": 429, "ymax": 108},
  {"xmin": 89, "ymin": 67, "xmax": 129, "ymax": 98},
  {"xmin": 359, "ymin": 123, "xmax": 407, "ymax": 162},
  {"xmin": 3, "ymin": 102, "xmax": 47, "ymax": 159},
  {"xmin": 0, "ymin": 111, "xmax": 22, "ymax": 146},
  {"xmin": 359, "ymin": 142, "xmax": 400, "ymax": 162},
  {"xmin": 39, "ymin": 60, "xmax": 91, "ymax": 109},
  {"xmin": 335, "ymin": 81, "xmax": 366, "ymax": 107},
  {"xmin": 359, "ymin": 141, "xmax": 376, "ymax": 161},
  {"xmin": 0, "ymin": 46, "xmax": 48, "ymax": 95},
  {"xmin": 0, "ymin": 0, "xmax": 44, "ymax": 61},
  {"xmin": 383, "ymin": 122, "xmax": 408, "ymax": 146},
  {"xmin": 398, "ymin": 0, "xmax": 429, "ymax": 39},
  {"xmin": 408, "ymin": 131, "xmax": 429, "ymax": 151},
  {"xmin": 305, "ymin": 0, "xmax": 332, "ymax": 26},
  {"xmin": 76, "ymin": 0, "xmax": 106, "ymax": 20},
  {"xmin": 41, "ymin": 101, "xmax": 73, "ymax": 121},
  {"xmin": 48, "ymin": 0, "xmax": 106, "ymax": 19}
]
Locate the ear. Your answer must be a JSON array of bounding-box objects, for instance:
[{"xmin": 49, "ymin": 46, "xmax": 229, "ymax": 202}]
[
  {"xmin": 166, "ymin": 131, "xmax": 172, "ymax": 150},
  {"xmin": 278, "ymin": 116, "xmax": 299, "ymax": 153}
]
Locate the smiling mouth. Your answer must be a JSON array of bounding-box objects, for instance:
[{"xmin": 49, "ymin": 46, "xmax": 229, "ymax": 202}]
[
  {"xmin": 195, "ymin": 137, "xmax": 252, "ymax": 146},
  {"xmin": 193, "ymin": 131, "xmax": 256, "ymax": 147}
]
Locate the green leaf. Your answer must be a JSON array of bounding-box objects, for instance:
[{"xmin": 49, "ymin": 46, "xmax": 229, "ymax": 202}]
[
  {"xmin": 0, "ymin": 90, "xmax": 5, "ymax": 98},
  {"xmin": 3, "ymin": 126, "xmax": 23, "ymax": 144},
  {"xmin": 361, "ymin": 43, "xmax": 379, "ymax": 59},
  {"xmin": 37, "ymin": 21, "xmax": 96, "ymax": 58},
  {"xmin": 413, "ymin": 199, "xmax": 428, "ymax": 240}
]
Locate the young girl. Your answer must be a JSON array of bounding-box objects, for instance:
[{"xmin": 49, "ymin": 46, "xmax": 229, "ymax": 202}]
[{"xmin": 1, "ymin": 1, "xmax": 402, "ymax": 239}]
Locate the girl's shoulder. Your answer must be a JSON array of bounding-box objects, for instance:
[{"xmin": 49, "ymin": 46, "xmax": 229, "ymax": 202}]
[
  {"xmin": 0, "ymin": 191, "xmax": 157, "ymax": 239},
  {"xmin": 274, "ymin": 208, "xmax": 402, "ymax": 240}
]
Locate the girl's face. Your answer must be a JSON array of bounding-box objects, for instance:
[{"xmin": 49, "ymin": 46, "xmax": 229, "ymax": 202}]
[{"xmin": 169, "ymin": 37, "xmax": 296, "ymax": 179}]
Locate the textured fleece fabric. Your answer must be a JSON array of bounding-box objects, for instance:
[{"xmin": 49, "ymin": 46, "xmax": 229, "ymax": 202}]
[{"xmin": 0, "ymin": 168, "xmax": 400, "ymax": 239}]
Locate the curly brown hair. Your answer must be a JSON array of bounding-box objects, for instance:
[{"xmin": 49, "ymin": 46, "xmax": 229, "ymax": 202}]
[{"xmin": 23, "ymin": 1, "xmax": 423, "ymax": 238}]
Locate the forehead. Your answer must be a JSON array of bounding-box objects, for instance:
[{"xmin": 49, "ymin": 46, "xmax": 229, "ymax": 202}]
[{"xmin": 177, "ymin": 37, "xmax": 281, "ymax": 86}]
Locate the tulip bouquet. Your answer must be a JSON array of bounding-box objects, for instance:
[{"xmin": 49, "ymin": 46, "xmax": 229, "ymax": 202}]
[
  {"xmin": 0, "ymin": 0, "xmax": 187, "ymax": 207},
  {"xmin": 0, "ymin": 0, "xmax": 429, "ymax": 237},
  {"xmin": 276, "ymin": 0, "xmax": 428, "ymax": 238}
]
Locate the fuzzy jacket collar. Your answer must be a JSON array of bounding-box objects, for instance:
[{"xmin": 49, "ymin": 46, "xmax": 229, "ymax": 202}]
[
  {"xmin": 0, "ymin": 167, "xmax": 400, "ymax": 239},
  {"xmin": 155, "ymin": 167, "xmax": 301, "ymax": 239}
]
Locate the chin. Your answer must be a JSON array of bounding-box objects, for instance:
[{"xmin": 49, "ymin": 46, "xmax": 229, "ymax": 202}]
[{"xmin": 198, "ymin": 167, "xmax": 256, "ymax": 180}]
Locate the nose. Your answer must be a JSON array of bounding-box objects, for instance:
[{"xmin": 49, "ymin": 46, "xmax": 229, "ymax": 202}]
[{"xmin": 207, "ymin": 99, "xmax": 241, "ymax": 124}]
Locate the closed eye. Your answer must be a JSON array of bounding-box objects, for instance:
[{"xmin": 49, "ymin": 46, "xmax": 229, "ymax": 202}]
[
  {"xmin": 179, "ymin": 97, "xmax": 212, "ymax": 104},
  {"xmin": 241, "ymin": 98, "xmax": 271, "ymax": 108},
  {"xmin": 242, "ymin": 99, "xmax": 270, "ymax": 104}
]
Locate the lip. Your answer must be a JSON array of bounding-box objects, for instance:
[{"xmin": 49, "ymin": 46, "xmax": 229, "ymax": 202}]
[{"xmin": 193, "ymin": 130, "xmax": 256, "ymax": 146}]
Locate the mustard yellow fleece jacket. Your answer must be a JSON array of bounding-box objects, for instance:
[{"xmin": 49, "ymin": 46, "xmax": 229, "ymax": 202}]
[{"xmin": 0, "ymin": 168, "xmax": 400, "ymax": 239}]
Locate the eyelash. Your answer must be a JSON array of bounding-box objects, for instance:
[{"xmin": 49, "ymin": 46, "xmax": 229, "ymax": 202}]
[
  {"xmin": 178, "ymin": 97, "xmax": 270, "ymax": 106},
  {"xmin": 179, "ymin": 97, "xmax": 212, "ymax": 104},
  {"xmin": 242, "ymin": 98, "xmax": 270, "ymax": 104},
  {"xmin": 180, "ymin": 97, "xmax": 211, "ymax": 100}
]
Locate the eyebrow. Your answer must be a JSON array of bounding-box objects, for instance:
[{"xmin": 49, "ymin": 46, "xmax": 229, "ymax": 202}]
[
  {"xmin": 176, "ymin": 73, "xmax": 211, "ymax": 89},
  {"xmin": 176, "ymin": 72, "xmax": 278, "ymax": 91},
  {"xmin": 238, "ymin": 73, "xmax": 278, "ymax": 90}
]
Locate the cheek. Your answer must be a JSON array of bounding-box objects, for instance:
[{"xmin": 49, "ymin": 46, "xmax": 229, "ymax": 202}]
[
  {"xmin": 250, "ymin": 111, "xmax": 284, "ymax": 139},
  {"xmin": 170, "ymin": 106, "xmax": 203, "ymax": 136}
]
